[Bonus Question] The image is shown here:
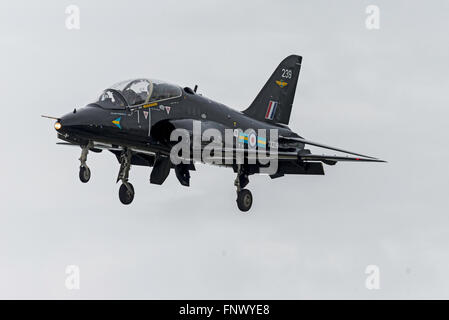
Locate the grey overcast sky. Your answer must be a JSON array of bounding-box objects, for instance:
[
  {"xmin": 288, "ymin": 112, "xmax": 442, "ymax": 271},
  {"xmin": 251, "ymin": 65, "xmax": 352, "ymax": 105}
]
[{"xmin": 0, "ymin": 0, "xmax": 448, "ymax": 299}]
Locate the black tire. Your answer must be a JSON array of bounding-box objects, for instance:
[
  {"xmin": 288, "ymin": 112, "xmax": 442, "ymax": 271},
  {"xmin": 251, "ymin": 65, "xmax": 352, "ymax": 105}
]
[
  {"xmin": 79, "ymin": 166, "xmax": 91, "ymax": 183},
  {"xmin": 236, "ymin": 189, "xmax": 252, "ymax": 212},
  {"xmin": 119, "ymin": 183, "xmax": 134, "ymax": 205}
]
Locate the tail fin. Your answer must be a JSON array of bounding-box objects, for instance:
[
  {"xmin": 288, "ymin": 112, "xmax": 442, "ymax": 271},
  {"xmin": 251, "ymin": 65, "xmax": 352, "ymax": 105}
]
[{"xmin": 243, "ymin": 55, "xmax": 302, "ymax": 125}]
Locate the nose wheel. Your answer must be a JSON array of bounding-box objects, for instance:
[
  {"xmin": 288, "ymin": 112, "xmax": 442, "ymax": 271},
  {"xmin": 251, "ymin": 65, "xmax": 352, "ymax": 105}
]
[
  {"xmin": 78, "ymin": 142, "xmax": 93, "ymax": 183},
  {"xmin": 75, "ymin": 143, "xmax": 136, "ymax": 205}
]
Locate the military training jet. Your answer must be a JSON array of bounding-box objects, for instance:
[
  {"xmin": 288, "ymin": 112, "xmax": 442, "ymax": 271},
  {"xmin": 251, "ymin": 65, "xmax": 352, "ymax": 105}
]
[{"xmin": 43, "ymin": 55, "xmax": 385, "ymax": 212}]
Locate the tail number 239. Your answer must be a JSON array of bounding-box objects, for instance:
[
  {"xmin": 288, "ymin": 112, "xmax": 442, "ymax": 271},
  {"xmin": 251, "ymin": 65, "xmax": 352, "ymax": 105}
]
[{"xmin": 281, "ymin": 68, "xmax": 292, "ymax": 79}]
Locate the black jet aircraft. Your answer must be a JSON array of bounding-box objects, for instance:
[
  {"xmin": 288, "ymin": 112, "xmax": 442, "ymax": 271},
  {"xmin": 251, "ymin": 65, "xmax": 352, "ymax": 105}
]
[{"xmin": 43, "ymin": 55, "xmax": 385, "ymax": 212}]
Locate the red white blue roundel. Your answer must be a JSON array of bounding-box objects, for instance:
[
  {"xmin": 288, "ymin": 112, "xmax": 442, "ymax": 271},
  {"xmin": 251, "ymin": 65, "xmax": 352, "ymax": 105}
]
[{"xmin": 249, "ymin": 132, "xmax": 257, "ymax": 147}]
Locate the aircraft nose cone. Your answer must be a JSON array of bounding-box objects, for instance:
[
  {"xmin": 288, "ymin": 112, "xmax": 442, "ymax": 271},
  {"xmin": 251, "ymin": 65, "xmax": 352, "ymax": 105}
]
[
  {"xmin": 56, "ymin": 114, "xmax": 73, "ymax": 134},
  {"xmin": 56, "ymin": 109, "xmax": 88, "ymax": 135},
  {"xmin": 56, "ymin": 106, "xmax": 104, "ymax": 138},
  {"xmin": 59, "ymin": 111, "xmax": 78, "ymax": 126}
]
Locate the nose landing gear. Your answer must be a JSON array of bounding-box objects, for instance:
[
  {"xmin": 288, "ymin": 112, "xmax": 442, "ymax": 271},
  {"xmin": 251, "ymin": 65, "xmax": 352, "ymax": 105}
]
[
  {"xmin": 79, "ymin": 142, "xmax": 92, "ymax": 183},
  {"xmin": 117, "ymin": 149, "xmax": 134, "ymax": 205},
  {"xmin": 235, "ymin": 165, "xmax": 252, "ymax": 212}
]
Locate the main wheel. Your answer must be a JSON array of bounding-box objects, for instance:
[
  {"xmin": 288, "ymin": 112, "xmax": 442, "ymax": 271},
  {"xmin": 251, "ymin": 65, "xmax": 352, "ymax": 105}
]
[
  {"xmin": 119, "ymin": 183, "xmax": 134, "ymax": 205},
  {"xmin": 236, "ymin": 189, "xmax": 252, "ymax": 212},
  {"xmin": 79, "ymin": 166, "xmax": 91, "ymax": 183}
]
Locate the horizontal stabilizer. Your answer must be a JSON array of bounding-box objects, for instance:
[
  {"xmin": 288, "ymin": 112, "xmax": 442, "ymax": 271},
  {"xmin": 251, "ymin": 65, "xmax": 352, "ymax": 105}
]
[
  {"xmin": 280, "ymin": 136, "xmax": 381, "ymax": 160},
  {"xmin": 300, "ymin": 154, "xmax": 386, "ymax": 163}
]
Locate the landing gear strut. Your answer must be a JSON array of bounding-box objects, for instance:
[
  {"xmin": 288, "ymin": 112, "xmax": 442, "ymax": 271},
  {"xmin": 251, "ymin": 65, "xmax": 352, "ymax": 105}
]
[
  {"xmin": 235, "ymin": 165, "xmax": 252, "ymax": 212},
  {"xmin": 79, "ymin": 142, "xmax": 92, "ymax": 183},
  {"xmin": 117, "ymin": 149, "xmax": 134, "ymax": 205}
]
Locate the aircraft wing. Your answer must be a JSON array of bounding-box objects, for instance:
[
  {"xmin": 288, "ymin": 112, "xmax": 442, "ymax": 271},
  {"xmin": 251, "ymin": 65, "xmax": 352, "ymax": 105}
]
[
  {"xmin": 57, "ymin": 141, "xmax": 119, "ymax": 150},
  {"xmin": 56, "ymin": 141, "xmax": 156, "ymax": 156},
  {"xmin": 57, "ymin": 140, "xmax": 385, "ymax": 164}
]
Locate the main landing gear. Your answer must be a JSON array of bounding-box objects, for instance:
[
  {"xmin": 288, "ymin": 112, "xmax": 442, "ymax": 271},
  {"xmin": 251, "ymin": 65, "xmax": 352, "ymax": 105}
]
[
  {"xmin": 117, "ymin": 149, "xmax": 134, "ymax": 205},
  {"xmin": 77, "ymin": 143, "xmax": 252, "ymax": 209},
  {"xmin": 79, "ymin": 142, "xmax": 92, "ymax": 183},
  {"xmin": 235, "ymin": 165, "xmax": 252, "ymax": 212}
]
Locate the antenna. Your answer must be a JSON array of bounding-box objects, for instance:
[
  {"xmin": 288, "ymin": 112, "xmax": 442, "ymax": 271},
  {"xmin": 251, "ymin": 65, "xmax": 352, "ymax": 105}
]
[
  {"xmin": 41, "ymin": 115, "xmax": 60, "ymax": 120},
  {"xmin": 194, "ymin": 85, "xmax": 198, "ymax": 93}
]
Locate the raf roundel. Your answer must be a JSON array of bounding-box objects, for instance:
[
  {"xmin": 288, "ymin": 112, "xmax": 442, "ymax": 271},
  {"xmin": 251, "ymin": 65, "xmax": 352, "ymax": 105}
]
[{"xmin": 248, "ymin": 132, "xmax": 257, "ymax": 148}]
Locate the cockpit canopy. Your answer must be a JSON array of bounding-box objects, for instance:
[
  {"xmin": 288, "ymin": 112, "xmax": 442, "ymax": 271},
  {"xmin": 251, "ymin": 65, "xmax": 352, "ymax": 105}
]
[{"xmin": 94, "ymin": 78, "xmax": 182, "ymax": 109}]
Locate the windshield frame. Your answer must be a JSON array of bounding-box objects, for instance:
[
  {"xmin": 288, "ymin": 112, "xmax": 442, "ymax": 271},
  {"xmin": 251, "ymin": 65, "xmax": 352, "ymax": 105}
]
[
  {"xmin": 95, "ymin": 78, "xmax": 183, "ymax": 109},
  {"xmin": 93, "ymin": 88, "xmax": 128, "ymax": 110}
]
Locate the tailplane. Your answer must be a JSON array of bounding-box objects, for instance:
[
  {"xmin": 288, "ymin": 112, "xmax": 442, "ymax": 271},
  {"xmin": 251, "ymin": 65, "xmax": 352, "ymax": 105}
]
[{"xmin": 243, "ymin": 55, "xmax": 302, "ymax": 125}]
